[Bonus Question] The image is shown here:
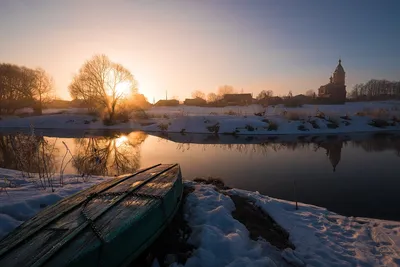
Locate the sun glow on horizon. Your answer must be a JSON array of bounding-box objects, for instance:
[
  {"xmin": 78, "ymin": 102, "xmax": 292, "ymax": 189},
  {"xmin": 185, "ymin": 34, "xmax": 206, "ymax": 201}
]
[
  {"xmin": 115, "ymin": 135, "xmax": 128, "ymax": 148},
  {"xmin": 135, "ymin": 74, "xmax": 161, "ymax": 104},
  {"xmin": 114, "ymin": 81, "xmax": 132, "ymax": 98}
]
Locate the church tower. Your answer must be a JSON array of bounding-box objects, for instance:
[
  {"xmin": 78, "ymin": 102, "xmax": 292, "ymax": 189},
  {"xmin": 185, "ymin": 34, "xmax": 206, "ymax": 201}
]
[
  {"xmin": 317, "ymin": 59, "xmax": 347, "ymax": 103},
  {"xmin": 332, "ymin": 59, "xmax": 345, "ymax": 85}
]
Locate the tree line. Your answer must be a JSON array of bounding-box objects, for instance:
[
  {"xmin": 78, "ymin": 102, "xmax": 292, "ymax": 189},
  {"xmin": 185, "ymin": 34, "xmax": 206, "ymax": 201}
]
[
  {"xmin": 0, "ymin": 64, "xmax": 54, "ymax": 115},
  {"xmin": 192, "ymin": 79, "xmax": 400, "ymax": 106},
  {"xmin": 191, "ymin": 85, "xmax": 238, "ymax": 103},
  {"xmin": 2, "ymin": 55, "xmax": 399, "ymax": 118},
  {"xmin": 0, "ymin": 55, "xmax": 145, "ymax": 125},
  {"xmin": 348, "ymin": 79, "xmax": 400, "ymax": 100}
]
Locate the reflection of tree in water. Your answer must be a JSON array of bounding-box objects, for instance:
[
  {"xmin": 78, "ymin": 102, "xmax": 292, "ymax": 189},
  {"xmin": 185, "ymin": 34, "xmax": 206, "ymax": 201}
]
[
  {"xmin": 0, "ymin": 134, "xmax": 57, "ymax": 176},
  {"xmin": 176, "ymin": 141, "xmax": 314, "ymax": 157},
  {"xmin": 72, "ymin": 132, "xmax": 147, "ymax": 176},
  {"xmin": 176, "ymin": 139, "xmax": 344, "ymax": 172},
  {"xmin": 352, "ymin": 135, "xmax": 400, "ymax": 157},
  {"xmin": 0, "ymin": 135, "xmax": 19, "ymax": 170}
]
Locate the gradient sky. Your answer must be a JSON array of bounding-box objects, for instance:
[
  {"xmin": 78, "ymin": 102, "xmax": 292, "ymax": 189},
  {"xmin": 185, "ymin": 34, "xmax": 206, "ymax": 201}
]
[{"xmin": 1, "ymin": 0, "xmax": 399, "ymax": 102}]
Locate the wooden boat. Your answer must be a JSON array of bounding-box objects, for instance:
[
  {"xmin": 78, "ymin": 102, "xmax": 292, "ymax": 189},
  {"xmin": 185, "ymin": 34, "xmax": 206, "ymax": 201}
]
[{"xmin": 0, "ymin": 163, "xmax": 183, "ymax": 267}]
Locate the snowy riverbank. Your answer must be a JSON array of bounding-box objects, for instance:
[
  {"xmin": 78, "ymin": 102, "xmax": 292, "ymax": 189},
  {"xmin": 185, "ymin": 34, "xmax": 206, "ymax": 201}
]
[
  {"xmin": 1, "ymin": 168, "xmax": 399, "ymax": 266},
  {"xmin": 0, "ymin": 102, "xmax": 400, "ymax": 136}
]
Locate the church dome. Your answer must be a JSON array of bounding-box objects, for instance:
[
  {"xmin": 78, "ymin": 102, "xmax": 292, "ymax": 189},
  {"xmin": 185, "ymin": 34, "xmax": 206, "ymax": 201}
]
[{"xmin": 334, "ymin": 59, "xmax": 345, "ymax": 74}]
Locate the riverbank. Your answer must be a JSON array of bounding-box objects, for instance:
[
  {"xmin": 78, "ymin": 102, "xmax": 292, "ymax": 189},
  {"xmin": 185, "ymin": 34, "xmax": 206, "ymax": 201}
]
[
  {"xmin": 0, "ymin": 102, "xmax": 399, "ymax": 136},
  {"xmin": 1, "ymin": 168, "xmax": 399, "ymax": 266}
]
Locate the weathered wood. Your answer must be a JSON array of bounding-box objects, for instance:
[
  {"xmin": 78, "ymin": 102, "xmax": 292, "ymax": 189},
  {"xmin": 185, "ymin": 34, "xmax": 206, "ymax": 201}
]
[
  {"xmin": 0, "ymin": 163, "xmax": 183, "ymax": 267},
  {"xmin": 0, "ymin": 164, "xmax": 162, "ymax": 256}
]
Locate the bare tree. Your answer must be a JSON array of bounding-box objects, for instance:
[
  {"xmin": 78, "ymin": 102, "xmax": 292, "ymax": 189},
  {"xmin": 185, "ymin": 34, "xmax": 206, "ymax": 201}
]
[
  {"xmin": 32, "ymin": 68, "xmax": 55, "ymax": 115},
  {"xmin": 348, "ymin": 79, "xmax": 400, "ymax": 101},
  {"xmin": 257, "ymin": 90, "xmax": 273, "ymax": 100},
  {"xmin": 207, "ymin": 92, "xmax": 219, "ymax": 103},
  {"xmin": 0, "ymin": 64, "xmax": 36, "ymax": 114},
  {"xmin": 68, "ymin": 54, "xmax": 138, "ymax": 122},
  {"xmin": 191, "ymin": 90, "xmax": 206, "ymax": 100},
  {"xmin": 305, "ymin": 89, "xmax": 315, "ymax": 97},
  {"xmin": 217, "ymin": 85, "xmax": 235, "ymax": 97}
]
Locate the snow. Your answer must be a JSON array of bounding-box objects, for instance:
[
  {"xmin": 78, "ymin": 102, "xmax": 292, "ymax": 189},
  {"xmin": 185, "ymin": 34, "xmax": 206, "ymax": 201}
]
[
  {"xmin": 0, "ymin": 102, "xmax": 399, "ymax": 135},
  {"xmin": 229, "ymin": 187, "xmax": 400, "ymax": 267},
  {"xmin": 1, "ymin": 169, "xmax": 400, "ymax": 266},
  {"xmin": 144, "ymin": 101, "xmax": 400, "ymax": 118},
  {"xmin": 174, "ymin": 183, "xmax": 400, "ymax": 266},
  {"xmin": 177, "ymin": 183, "xmax": 285, "ymax": 267}
]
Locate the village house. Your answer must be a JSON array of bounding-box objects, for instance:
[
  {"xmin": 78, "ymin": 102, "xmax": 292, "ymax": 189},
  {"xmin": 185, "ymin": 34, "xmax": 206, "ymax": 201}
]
[
  {"xmin": 222, "ymin": 93, "xmax": 253, "ymax": 106},
  {"xmin": 318, "ymin": 59, "xmax": 347, "ymax": 103},
  {"xmin": 183, "ymin": 97, "xmax": 207, "ymax": 106},
  {"xmin": 154, "ymin": 99, "xmax": 179, "ymax": 107}
]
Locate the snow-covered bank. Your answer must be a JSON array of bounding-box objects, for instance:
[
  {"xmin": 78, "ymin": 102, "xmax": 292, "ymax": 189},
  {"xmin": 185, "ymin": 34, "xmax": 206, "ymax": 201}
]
[
  {"xmin": 181, "ymin": 184, "xmax": 400, "ymax": 267},
  {"xmin": 0, "ymin": 102, "xmax": 400, "ymax": 136},
  {"xmin": 1, "ymin": 167, "xmax": 400, "ymax": 266},
  {"xmin": 0, "ymin": 168, "xmax": 111, "ymax": 239}
]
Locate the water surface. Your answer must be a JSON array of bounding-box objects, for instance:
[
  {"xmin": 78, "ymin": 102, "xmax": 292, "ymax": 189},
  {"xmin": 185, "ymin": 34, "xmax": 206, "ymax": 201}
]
[{"xmin": 1, "ymin": 130, "xmax": 399, "ymax": 221}]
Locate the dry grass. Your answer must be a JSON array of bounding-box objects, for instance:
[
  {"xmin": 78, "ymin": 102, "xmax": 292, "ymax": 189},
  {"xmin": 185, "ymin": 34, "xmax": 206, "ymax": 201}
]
[
  {"xmin": 144, "ymin": 113, "xmax": 172, "ymax": 119},
  {"xmin": 281, "ymin": 110, "xmax": 310, "ymax": 121},
  {"xmin": 206, "ymin": 123, "xmax": 220, "ymax": 134},
  {"xmin": 326, "ymin": 115, "xmax": 340, "ymax": 125},
  {"xmin": 157, "ymin": 123, "xmax": 169, "ymax": 132},
  {"xmin": 157, "ymin": 123, "xmax": 169, "ymax": 131},
  {"xmin": 9, "ymin": 131, "xmax": 58, "ymax": 190},
  {"xmin": 355, "ymin": 108, "xmax": 393, "ymax": 119},
  {"xmin": 267, "ymin": 121, "xmax": 279, "ymax": 131},
  {"xmin": 224, "ymin": 110, "xmax": 239, "ymax": 116},
  {"xmin": 193, "ymin": 177, "xmax": 228, "ymax": 190}
]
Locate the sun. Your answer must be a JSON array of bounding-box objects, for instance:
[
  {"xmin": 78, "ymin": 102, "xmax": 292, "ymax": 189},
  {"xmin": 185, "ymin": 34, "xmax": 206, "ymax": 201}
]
[
  {"xmin": 115, "ymin": 135, "xmax": 128, "ymax": 148},
  {"xmin": 115, "ymin": 81, "xmax": 132, "ymax": 98}
]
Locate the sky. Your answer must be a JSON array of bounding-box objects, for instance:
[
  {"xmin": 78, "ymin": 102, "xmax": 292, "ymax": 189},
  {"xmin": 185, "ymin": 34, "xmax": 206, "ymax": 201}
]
[{"xmin": 0, "ymin": 0, "xmax": 399, "ymax": 102}]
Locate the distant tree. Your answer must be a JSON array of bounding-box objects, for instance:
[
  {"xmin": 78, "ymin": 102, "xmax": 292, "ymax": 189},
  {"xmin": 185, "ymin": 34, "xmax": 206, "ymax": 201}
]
[
  {"xmin": 191, "ymin": 90, "xmax": 206, "ymax": 100},
  {"xmin": 0, "ymin": 63, "xmax": 53, "ymax": 115},
  {"xmin": 217, "ymin": 85, "xmax": 235, "ymax": 97},
  {"xmin": 172, "ymin": 95, "xmax": 180, "ymax": 101},
  {"xmin": 347, "ymin": 79, "xmax": 400, "ymax": 101},
  {"xmin": 207, "ymin": 92, "xmax": 219, "ymax": 103},
  {"xmin": 31, "ymin": 68, "xmax": 55, "ymax": 115},
  {"xmin": 69, "ymin": 54, "xmax": 138, "ymax": 123},
  {"xmin": 288, "ymin": 91, "xmax": 293, "ymax": 98},
  {"xmin": 305, "ymin": 89, "xmax": 315, "ymax": 97},
  {"xmin": 257, "ymin": 90, "xmax": 273, "ymax": 100},
  {"xmin": 128, "ymin": 93, "xmax": 151, "ymax": 109}
]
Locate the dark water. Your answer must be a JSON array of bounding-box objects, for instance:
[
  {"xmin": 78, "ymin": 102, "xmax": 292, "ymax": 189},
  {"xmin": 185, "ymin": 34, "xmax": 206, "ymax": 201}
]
[{"xmin": 1, "ymin": 129, "xmax": 400, "ymax": 221}]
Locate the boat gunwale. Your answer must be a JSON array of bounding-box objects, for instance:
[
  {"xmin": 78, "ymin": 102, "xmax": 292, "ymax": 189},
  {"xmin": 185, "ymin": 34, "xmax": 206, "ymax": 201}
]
[
  {"xmin": 31, "ymin": 164, "xmax": 179, "ymax": 267},
  {"xmin": 119, "ymin": 170, "xmax": 183, "ymax": 267},
  {"xmin": 0, "ymin": 164, "xmax": 163, "ymax": 259}
]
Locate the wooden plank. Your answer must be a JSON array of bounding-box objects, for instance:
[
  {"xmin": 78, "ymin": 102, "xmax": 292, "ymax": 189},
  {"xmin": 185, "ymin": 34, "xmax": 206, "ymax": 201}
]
[
  {"xmin": 63, "ymin": 166, "xmax": 182, "ymax": 266},
  {"xmin": 135, "ymin": 165, "xmax": 181, "ymax": 197},
  {"xmin": 30, "ymin": 164, "xmax": 178, "ymax": 267},
  {"xmin": 105, "ymin": 164, "xmax": 173, "ymax": 194},
  {"xmin": 81, "ymin": 164, "xmax": 173, "ymax": 220},
  {"xmin": 42, "ymin": 195, "xmax": 160, "ymax": 267},
  {"xmin": 0, "ymin": 164, "xmax": 161, "ymax": 258},
  {"xmin": 0, "ymin": 164, "xmax": 162, "ymax": 260}
]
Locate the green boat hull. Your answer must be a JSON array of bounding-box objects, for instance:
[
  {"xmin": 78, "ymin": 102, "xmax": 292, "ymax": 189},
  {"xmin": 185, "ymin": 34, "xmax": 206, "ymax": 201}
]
[{"xmin": 0, "ymin": 164, "xmax": 183, "ymax": 267}]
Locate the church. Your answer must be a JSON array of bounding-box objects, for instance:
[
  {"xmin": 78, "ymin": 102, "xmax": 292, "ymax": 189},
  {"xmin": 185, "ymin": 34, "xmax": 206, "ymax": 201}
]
[{"xmin": 317, "ymin": 59, "xmax": 347, "ymax": 103}]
